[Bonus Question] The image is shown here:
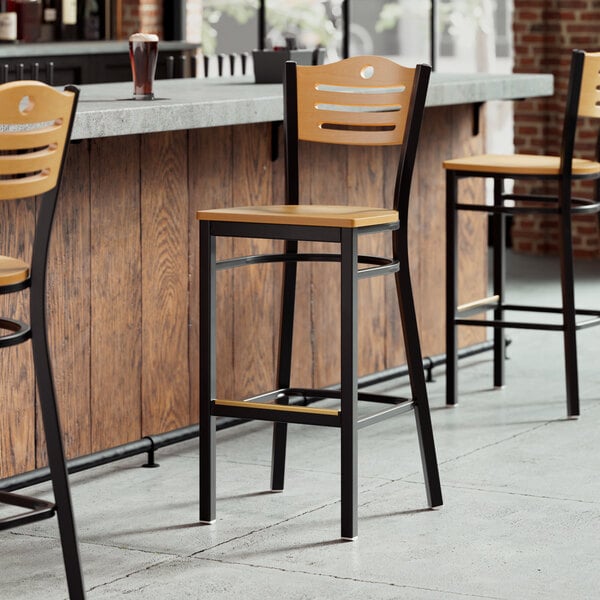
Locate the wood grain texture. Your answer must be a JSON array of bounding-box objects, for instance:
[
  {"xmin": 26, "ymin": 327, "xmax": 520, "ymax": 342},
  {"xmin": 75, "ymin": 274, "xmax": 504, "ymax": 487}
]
[
  {"xmin": 232, "ymin": 124, "xmax": 281, "ymax": 399},
  {"xmin": 188, "ymin": 126, "xmax": 235, "ymax": 416},
  {"xmin": 0, "ymin": 257, "xmax": 28, "ymax": 286},
  {"xmin": 450, "ymin": 106, "xmax": 489, "ymax": 350},
  {"xmin": 0, "ymin": 198, "xmax": 35, "ymax": 478},
  {"xmin": 0, "ymin": 109, "xmax": 488, "ymax": 478},
  {"xmin": 412, "ymin": 105, "xmax": 454, "ymax": 358},
  {"xmin": 382, "ymin": 144, "xmax": 408, "ymax": 370},
  {"xmin": 303, "ymin": 140, "xmax": 347, "ymax": 389},
  {"xmin": 40, "ymin": 141, "xmax": 92, "ymax": 464},
  {"xmin": 141, "ymin": 131, "xmax": 190, "ymax": 435},
  {"xmin": 295, "ymin": 56, "xmax": 415, "ymax": 146},
  {"xmin": 348, "ymin": 144, "xmax": 388, "ymax": 378},
  {"xmin": 89, "ymin": 136, "xmax": 142, "ymax": 451}
]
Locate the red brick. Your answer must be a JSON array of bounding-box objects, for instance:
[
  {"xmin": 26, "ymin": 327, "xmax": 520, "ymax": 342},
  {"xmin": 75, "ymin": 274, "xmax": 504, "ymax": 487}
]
[{"xmin": 513, "ymin": 0, "xmax": 600, "ymax": 256}]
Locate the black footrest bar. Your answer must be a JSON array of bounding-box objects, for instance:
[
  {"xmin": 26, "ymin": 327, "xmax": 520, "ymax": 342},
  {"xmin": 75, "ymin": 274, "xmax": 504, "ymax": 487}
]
[
  {"xmin": 0, "ymin": 317, "xmax": 31, "ymax": 348},
  {"xmin": 0, "ymin": 490, "xmax": 56, "ymax": 530},
  {"xmin": 357, "ymin": 400, "xmax": 414, "ymax": 429},
  {"xmin": 282, "ymin": 387, "xmax": 409, "ymax": 405}
]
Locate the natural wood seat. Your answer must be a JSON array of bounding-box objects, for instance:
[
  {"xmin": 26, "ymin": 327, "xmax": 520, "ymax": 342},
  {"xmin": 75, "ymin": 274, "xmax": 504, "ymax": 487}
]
[
  {"xmin": 443, "ymin": 153, "xmax": 600, "ymax": 176},
  {"xmin": 0, "ymin": 255, "xmax": 29, "ymax": 286},
  {"xmin": 197, "ymin": 204, "xmax": 399, "ymax": 228}
]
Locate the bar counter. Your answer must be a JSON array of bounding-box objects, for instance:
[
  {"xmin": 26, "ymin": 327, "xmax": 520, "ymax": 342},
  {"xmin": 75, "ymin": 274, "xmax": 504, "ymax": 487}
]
[
  {"xmin": 0, "ymin": 40, "xmax": 199, "ymax": 59},
  {"xmin": 69, "ymin": 72, "xmax": 553, "ymax": 139},
  {"xmin": 0, "ymin": 72, "xmax": 553, "ymax": 479}
]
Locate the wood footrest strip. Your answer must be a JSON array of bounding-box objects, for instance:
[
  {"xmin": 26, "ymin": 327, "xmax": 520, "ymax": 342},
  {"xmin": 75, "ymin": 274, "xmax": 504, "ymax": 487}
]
[
  {"xmin": 457, "ymin": 295, "xmax": 500, "ymax": 315},
  {"xmin": 212, "ymin": 399, "xmax": 340, "ymax": 427},
  {"xmin": 215, "ymin": 399, "xmax": 338, "ymax": 415}
]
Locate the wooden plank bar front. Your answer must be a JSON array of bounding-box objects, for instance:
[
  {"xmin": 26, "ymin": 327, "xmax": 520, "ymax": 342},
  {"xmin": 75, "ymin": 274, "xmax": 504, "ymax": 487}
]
[{"xmin": 0, "ymin": 104, "xmax": 486, "ymax": 478}]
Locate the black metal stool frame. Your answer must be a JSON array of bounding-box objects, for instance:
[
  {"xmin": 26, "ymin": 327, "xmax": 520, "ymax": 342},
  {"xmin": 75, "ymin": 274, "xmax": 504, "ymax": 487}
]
[
  {"xmin": 445, "ymin": 49, "xmax": 600, "ymax": 418},
  {"xmin": 199, "ymin": 58, "xmax": 442, "ymax": 541}
]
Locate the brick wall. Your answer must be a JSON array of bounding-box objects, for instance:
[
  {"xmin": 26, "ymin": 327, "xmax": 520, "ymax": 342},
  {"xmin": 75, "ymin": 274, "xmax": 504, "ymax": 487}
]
[
  {"xmin": 121, "ymin": 0, "xmax": 163, "ymax": 39},
  {"xmin": 512, "ymin": 0, "xmax": 600, "ymax": 257}
]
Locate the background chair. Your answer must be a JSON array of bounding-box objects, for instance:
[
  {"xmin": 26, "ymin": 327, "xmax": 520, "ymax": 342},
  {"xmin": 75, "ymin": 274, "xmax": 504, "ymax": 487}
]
[
  {"xmin": 444, "ymin": 49, "xmax": 600, "ymax": 418},
  {"xmin": 197, "ymin": 56, "xmax": 442, "ymax": 540},
  {"xmin": 0, "ymin": 82, "xmax": 84, "ymax": 598}
]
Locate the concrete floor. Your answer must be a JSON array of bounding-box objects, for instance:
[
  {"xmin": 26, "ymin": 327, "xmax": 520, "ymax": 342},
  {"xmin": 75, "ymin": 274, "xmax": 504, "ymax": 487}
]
[{"xmin": 2, "ymin": 250, "xmax": 600, "ymax": 599}]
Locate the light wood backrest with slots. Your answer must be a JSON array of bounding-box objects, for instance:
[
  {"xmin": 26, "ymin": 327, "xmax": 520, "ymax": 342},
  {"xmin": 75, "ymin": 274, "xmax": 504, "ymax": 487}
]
[
  {"xmin": 295, "ymin": 55, "xmax": 416, "ymax": 147},
  {"xmin": 0, "ymin": 81, "xmax": 76, "ymax": 201},
  {"xmin": 577, "ymin": 51, "xmax": 600, "ymax": 119}
]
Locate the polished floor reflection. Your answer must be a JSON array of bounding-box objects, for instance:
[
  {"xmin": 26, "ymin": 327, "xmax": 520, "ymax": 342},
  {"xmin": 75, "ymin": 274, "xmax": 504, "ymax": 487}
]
[{"xmin": 3, "ymin": 250, "xmax": 600, "ymax": 599}]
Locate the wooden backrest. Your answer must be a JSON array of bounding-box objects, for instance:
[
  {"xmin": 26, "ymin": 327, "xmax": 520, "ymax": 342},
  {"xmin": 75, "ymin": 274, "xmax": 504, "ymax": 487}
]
[
  {"xmin": 284, "ymin": 57, "xmax": 431, "ymax": 212},
  {"xmin": 577, "ymin": 51, "xmax": 600, "ymax": 119},
  {"xmin": 0, "ymin": 81, "xmax": 77, "ymax": 201},
  {"xmin": 294, "ymin": 56, "xmax": 419, "ymax": 146}
]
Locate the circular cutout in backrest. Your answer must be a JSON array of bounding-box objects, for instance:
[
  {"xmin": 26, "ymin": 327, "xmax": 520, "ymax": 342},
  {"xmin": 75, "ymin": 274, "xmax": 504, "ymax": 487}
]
[
  {"xmin": 18, "ymin": 95, "xmax": 34, "ymax": 115},
  {"xmin": 360, "ymin": 65, "xmax": 374, "ymax": 80}
]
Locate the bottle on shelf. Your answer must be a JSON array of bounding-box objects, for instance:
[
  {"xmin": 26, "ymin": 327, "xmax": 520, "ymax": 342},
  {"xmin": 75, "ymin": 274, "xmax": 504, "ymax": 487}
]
[
  {"xmin": 0, "ymin": 1, "xmax": 17, "ymax": 43},
  {"xmin": 60, "ymin": 0, "xmax": 77, "ymax": 40},
  {"xmin": 10, "ymin": 0, "xmax": 42, "ymax": 43},
  {"xmin": 78, "ymin": 0, "xmax": 103, "ymax": 40},
  {"xmin": 39, "ymin": 0, "xmax": 57, "ymax": 41}
]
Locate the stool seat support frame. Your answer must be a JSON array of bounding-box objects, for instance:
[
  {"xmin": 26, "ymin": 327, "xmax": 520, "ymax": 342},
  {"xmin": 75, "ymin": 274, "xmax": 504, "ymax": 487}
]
[{"xmin": 199, "ymin": 218, "xmax": 442, "ymax": 540}]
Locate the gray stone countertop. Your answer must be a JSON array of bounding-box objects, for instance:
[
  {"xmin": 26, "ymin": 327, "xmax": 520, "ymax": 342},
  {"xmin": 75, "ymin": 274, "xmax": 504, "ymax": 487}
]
[
  {"xmin": 70, "ymin": 72, "xmax": 553, "ymax": 141},
  {"xmin": 0, "ymin": 40, "xmax": 199, "ymax": 58}
]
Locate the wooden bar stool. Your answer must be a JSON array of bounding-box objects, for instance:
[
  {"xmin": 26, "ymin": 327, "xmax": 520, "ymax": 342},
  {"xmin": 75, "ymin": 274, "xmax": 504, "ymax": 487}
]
[
  {"xmin": 0, "ymin": 81, "xmax": 84, "ymax": 598},
  {"xmin": 197, "ymin": 56, "xmax": 443, "ymax": 540},
  {"xmin": 444, "ymin": 49, "xmax": 600, "ymax": 417}
]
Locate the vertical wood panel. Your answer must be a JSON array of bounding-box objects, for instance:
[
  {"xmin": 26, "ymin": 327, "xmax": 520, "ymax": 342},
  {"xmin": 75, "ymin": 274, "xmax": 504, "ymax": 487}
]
[
  {"xmin": 382, "ymin": 145, "xmax": 408, "ymax": 370},
  {"xmin": 188, "ymin": 126, "xmax": 235, "ymax": 417},
  {"xmin": 232, "ymin": 123, "xmax": 280, "ymax": 399},
  {"xmin": 412, "ymin": 106, "xmax": 453, "ymax": 357},
  {"xmin": 348, "ymin": 145, "xmax": 388, "ymax": 377},
  {"xmin": 89, "ymin": 136, "xmax": 142, "ymax": 451},
  {"xmin": 40, "ymin": 141, "xmax": 92, "ymax": 464},
  {"xmin": 304, "ymin": 141, "xmax": 347, "ymax": 389},
  {"xmin": 453, "ymin": 105, "xmax": 488, "ymax": 349},
  {"xmin": 141, "ymin": 131, "xmax": 190, "ymax": 435},
  {"xmin": 0, "ymin": 199, "xmax": 35, "ymax": 477},
  {"xmin": 273, "ymin": 134, "xmax": 313, "ymax": 389}
]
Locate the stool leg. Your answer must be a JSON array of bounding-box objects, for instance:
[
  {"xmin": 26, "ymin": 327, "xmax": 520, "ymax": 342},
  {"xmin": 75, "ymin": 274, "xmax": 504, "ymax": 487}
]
[
  {"xmin": 340, "ymin": 229, "xmax": 358, "ymax": 540},
  {"xmin": 31, "ymin": 344, "xmax": 86, "ymax": 599},
  {"xmin": 30, "ymin": 196, "xmax": 85, "ymax": 599},
  {"xmin": 33, "ymin": 362, "xmax": 86, "ymax": 599},
  {"xmin": 492, "ymin": 177, "xmax": 506, "ymax": 388},
  {"xmin": 445, "ymin": 169, "xmax": 458, "ymax": 405},
  {"xmin": 271, "ymin": 241, "xmax": 298, "ymax": 491},
  {"xmin": 199, "ymin": 221, "xmax": 217, "ymax": 523},
  {"xmin": 557, "ymin": 210, "xmax": 580, "ymax": 417},
  {"xmin": 395, "ymin": 229, "xmax": 443, "ymax": 510}
]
